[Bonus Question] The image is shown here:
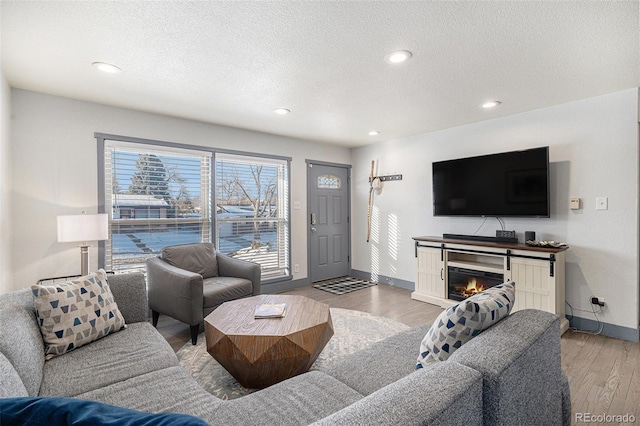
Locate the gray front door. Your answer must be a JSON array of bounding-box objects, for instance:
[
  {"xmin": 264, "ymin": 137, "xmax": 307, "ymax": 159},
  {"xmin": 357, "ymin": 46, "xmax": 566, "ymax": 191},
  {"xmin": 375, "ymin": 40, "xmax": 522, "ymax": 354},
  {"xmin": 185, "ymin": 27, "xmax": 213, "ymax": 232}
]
[{"xmin": 307, "ymin": 162, "xmax": 350, "ymax": 282}]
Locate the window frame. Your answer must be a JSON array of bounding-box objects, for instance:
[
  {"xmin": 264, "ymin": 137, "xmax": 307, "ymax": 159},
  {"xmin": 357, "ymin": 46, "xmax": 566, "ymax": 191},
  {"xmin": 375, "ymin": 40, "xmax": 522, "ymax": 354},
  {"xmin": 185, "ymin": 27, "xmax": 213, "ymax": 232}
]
[
  {"xmin": 96, "ymin": 132, "xmax": 292, "ymax": 283},
  {"xmin": 214, "ymin": 152, "xmax": 290, "ymax": 280}
]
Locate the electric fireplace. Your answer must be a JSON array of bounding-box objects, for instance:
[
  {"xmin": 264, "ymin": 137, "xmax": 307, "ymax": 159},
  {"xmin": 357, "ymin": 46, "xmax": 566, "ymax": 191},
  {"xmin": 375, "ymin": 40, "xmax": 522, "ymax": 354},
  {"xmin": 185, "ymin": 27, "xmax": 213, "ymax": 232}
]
[{"xmin": 447, "ymin": 266, "xmax": 504, "ymax": 302}]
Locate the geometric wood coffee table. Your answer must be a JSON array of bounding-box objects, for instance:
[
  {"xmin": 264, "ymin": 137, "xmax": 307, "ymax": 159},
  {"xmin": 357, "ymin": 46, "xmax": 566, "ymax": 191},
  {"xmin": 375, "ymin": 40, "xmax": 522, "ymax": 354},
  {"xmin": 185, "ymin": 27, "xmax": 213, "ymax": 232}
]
[{"xmin": 204, "ymin": 294, "xmax": 333, "ymax": 388}]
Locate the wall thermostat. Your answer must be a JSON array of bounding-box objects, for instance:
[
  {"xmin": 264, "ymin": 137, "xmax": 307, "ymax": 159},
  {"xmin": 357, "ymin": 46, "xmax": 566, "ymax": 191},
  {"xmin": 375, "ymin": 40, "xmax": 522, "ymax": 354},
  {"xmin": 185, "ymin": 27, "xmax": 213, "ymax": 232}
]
[{"xmin": 570, "ymin": 198, "xmax": 581, "ymax": 210}]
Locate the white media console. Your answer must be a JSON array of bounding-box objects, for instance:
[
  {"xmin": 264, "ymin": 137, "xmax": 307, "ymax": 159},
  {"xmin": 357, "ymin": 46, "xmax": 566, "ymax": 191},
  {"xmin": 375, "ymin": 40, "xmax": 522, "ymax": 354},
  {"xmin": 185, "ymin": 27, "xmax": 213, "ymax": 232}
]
[{"xmin": 412, "ymin": 236, "xmax": 569, "ymax": 334}]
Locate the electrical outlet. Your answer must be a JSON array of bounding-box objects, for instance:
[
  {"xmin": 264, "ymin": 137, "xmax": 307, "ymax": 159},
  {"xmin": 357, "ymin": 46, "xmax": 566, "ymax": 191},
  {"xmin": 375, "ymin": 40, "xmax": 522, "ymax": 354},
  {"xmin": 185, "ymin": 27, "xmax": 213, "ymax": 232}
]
[
  {"xmin": 590, "ymin": 296, "xmax": 605, "ymax": 307},
  {"xmin": 294, "ymin": 264, "xmax": 300, "ymax": 273}
]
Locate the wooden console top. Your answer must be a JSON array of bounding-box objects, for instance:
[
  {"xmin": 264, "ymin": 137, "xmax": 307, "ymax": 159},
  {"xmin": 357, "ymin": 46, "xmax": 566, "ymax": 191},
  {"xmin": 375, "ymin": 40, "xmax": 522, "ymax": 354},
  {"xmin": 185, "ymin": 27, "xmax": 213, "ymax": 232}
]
[{"xmin": 412, "ymin": 236, "xmax": 569, "ymax": 254}]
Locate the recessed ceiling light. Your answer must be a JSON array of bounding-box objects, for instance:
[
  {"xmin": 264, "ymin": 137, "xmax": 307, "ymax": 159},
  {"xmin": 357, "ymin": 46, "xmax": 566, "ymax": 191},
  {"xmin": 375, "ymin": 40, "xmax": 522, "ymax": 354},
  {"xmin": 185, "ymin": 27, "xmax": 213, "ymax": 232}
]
[
  {"xmin": 368, "ymin": 130, "xmax": 380, "ymax": 136},
  {"xmin": 273, "ymin": 108, "xmax": 290, "ymax": 115},
  {"xmin": 92, "ymin": 62, "xmax": 121, "ymax": 73},
  {"xmin": 385, "ymin": 50, "xmax": 412, "ymax": 64},
  {"xmin": 481, "ymin": 101, "xmax": 501, "ymax": 109}
]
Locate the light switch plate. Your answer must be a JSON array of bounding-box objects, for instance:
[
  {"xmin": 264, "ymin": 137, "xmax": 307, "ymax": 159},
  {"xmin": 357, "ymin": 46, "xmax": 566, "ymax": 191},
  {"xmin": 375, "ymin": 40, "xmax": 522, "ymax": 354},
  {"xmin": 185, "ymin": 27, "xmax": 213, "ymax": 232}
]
[{"xmin": 596, "ymin": 197, "xmax": 608, "ymax": 210}]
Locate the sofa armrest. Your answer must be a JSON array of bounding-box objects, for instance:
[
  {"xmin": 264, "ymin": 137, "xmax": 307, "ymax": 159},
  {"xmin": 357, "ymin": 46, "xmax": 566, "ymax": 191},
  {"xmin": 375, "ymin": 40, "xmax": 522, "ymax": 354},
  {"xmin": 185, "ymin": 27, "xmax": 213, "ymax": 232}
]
[
  {"xmin": 216, "ymin": 253, "xmax": 261, "ymax": 295},
  {"xmin": 311, "ymin": 363, "xmax": 483, "ymax": 426},
  {"xmin": 449, "ymin": 309, "xmax": 566, "ymax": 426},
  {"xmin": 107, "ymin": 273, "xmax": 148, "ymax": 324},
  {"xmin": 146, "ymin": 257, "xmax": 204, "ymax": 326}
]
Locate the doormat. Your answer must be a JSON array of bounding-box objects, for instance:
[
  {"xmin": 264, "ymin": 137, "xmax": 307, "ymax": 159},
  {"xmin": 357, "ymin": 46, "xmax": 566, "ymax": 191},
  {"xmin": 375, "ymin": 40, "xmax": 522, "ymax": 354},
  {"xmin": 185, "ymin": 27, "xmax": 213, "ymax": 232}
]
[{"xmin": 313, "ymin": 276, "xmax": 377, "ymax": 295}]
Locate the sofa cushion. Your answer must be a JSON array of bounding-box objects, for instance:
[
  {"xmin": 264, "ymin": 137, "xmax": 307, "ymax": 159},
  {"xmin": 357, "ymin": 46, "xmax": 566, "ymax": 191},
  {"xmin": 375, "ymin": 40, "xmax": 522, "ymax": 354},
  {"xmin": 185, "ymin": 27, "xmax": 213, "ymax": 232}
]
[
  {"xmin": 39, "ymin": 322, "xmax": 179, "ymax": 397},
  {"xmin": 106, "ymin": 272, "xmax": 149, "ymax": 324},
  {"xmin": 31, "ymin": 269, "xmax": 126, "ymax": 359},
  {"xmin": 76, "ymin": 366, "xmax": 223, "ymax": 420},
  {"xmin": 312, "ymin": 363, "xmax": 483, "ymax": 426},
  {"xmin": 0, "ymin": 396, "xmax": 209, "ymax": 426},
  {"xmin": 324, "ymin": 324, "xmax": 430, "ymax": 396},
  {"xmin": 161, "ymin": 243, "xmax": 218, "ymax": 278},
  {"xmin": 0, "ymin": 353, "xmax": 28, "ymax": 398},
  {"xmin": 203, "ymin": 276, "xmax": 253, "ymax": 308},
  {"xmin": 0, "ymin": 289, "xmax": 45, "ymax": 396},
  {"xmin": 210, "ymin": 371, "xmax": 363, "ymax": 426},
  {"xmin": 416, "ymin": 281, "xmax": 515, "ymax": 369}
]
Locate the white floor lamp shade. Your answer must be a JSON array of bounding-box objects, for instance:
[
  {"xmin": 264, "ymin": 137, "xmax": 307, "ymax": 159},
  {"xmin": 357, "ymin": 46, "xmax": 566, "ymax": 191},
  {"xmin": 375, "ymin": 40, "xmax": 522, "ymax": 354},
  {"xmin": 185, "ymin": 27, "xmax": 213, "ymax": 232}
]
[{"xmin": 57, "ymin": 213, "xmax": 109, "ymax": 276}]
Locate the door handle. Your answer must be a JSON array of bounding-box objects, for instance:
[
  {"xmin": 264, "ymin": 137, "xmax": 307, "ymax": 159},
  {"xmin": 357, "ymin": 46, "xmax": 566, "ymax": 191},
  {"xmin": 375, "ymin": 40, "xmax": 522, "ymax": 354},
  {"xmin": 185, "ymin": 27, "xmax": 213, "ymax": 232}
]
[
  {"xmin": 310, "ymin": 213, "xmax": 317, "ymax": 225},
  {"xmin": 311, "ymin": 227, "xmax": 317, "ymax": 233}
]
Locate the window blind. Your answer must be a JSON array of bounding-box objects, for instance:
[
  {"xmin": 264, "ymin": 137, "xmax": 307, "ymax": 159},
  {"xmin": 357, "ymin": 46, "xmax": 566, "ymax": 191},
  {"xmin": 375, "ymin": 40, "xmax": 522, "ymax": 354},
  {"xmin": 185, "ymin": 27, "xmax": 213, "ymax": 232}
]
[
  {"xmin": 104, "ymin": 141, "xmax": 212, "ymax": 273},
  {"xmin": 215, "ymin": 152, "xmax": 290, "ymax": 278}
]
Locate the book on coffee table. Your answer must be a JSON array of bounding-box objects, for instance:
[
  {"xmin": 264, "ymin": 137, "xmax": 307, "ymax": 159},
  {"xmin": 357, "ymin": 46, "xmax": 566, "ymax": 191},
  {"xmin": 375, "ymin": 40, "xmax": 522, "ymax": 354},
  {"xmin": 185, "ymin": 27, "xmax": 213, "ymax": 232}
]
[{"xmin": 255, "ymin": 303, "xmax": 287, "ymax": 318}]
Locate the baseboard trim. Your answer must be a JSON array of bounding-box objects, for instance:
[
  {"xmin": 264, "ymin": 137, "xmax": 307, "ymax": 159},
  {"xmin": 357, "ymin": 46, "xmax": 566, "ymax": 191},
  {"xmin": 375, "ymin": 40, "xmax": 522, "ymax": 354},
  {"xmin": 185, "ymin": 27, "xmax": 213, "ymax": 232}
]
[
  {"xmin": 567, "ymin": 315, "xmax": 639, "ymax": 342},
  {"xmin": 261, "ymin": 277, "xmax": 310, "ymax": 294},
  {"xmin": 349, "ymin": 269, "xmax": 415, "ymax": 291},
  {"xmin": 261, "ymin": 272, "xmax": 416, "ymax": 294}
]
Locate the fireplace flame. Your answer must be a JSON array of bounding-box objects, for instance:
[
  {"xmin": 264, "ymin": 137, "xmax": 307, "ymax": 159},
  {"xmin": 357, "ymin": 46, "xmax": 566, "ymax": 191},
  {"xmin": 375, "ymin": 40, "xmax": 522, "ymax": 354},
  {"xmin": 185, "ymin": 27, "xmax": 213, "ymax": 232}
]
[{"xmin": 454, "ymin": 278, "xmax": 485, "ymax": 298}]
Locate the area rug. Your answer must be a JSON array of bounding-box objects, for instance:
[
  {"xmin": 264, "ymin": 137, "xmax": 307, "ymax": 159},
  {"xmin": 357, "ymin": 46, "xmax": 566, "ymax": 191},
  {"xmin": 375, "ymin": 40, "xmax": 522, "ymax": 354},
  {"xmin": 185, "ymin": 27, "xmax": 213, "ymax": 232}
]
[
  {"xmin": 313, "ymin": 277, "xmax": 377, "ymax": 295},
  {"xmin": 176, "ymin": 308, "xmax": 408, "ymax": 400}
]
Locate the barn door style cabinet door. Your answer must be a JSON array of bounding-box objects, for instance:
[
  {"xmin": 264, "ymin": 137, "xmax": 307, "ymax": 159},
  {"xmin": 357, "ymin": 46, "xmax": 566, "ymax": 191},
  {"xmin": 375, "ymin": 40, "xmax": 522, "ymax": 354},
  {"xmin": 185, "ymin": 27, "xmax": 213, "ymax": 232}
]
[
  {"xmin": 414, "ymin": 245, "xmax": 446, "ymax": 303},
  {"xmin": 412, "ymin": 236, "xmax": 568, "ymax": 334}
]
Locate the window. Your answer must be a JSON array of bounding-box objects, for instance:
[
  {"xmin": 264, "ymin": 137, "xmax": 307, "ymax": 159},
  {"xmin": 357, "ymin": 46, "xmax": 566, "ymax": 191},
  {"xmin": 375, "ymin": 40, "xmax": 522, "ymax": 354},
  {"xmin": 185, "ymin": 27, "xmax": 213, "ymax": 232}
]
[
  {"xmin": 102, "ymin": 140, "xmax": 212, "ymax": 273},
  {"xmin": 317, "ymin": 174, "xmax": 341, "ymax": 189},
  {"xmin": 97, "ymin": 134, "xmax": 291, "ymax": 281},
  {"xmin": 215, "ymin": 153, "xmax": 290, "ymax": 279}
]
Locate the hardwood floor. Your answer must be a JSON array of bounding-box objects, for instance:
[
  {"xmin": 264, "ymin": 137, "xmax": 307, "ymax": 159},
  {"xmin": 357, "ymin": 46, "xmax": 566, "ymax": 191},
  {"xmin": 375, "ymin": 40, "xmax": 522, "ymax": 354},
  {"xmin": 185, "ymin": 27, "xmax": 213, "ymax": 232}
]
[{"xmin": 157, "ymin": 282, "xmax": 640, "ymax": 424}]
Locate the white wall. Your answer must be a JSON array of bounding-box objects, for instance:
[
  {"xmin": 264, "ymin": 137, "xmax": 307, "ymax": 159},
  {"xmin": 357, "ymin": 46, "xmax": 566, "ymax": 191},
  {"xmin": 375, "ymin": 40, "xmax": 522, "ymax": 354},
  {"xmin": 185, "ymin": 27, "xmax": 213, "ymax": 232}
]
[
  {"xmin": 0, "ymin": 67, "xmax": 13, "ymax": 293},
  {"xmin": 352, "ymin": 89, "xmax": 639, "ymax": 332},
  {"xmin": 9, "ymin": 89, "xmax": 350, "ymax": 291}
]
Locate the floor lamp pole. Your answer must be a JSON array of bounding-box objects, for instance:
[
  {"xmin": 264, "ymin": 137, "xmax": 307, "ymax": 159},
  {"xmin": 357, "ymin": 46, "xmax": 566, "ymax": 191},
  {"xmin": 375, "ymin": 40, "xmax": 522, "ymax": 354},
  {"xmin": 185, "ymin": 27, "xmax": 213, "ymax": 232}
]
[{"xmin": 80, "ymin": 244, "xmax": 90, "ymax": 276}]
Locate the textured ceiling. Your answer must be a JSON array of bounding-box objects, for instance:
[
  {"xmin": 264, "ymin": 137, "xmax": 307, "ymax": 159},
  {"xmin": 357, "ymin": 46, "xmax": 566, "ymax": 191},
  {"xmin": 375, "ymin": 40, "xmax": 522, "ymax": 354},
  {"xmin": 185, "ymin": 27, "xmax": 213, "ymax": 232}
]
[{"xmin": 1, "ymin": 1, "xmax": 638, "ymax": 147}]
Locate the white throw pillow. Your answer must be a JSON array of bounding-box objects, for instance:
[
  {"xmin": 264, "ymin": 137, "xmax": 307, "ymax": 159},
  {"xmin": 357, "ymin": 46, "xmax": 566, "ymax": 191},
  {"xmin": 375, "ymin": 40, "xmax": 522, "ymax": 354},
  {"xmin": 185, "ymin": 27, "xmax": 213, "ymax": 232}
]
[{"xmin": 416, "ymin": 281, "xmax": 515, "ymax": 369}]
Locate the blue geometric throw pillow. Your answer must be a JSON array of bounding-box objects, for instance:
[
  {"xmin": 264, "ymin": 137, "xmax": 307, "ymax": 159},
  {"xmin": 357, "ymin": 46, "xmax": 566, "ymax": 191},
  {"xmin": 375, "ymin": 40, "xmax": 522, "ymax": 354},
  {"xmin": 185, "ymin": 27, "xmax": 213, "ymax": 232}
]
[
  {"xmin": 416, "ymin": 281, "xmax": 515, "ymax": 369},
  {"xmin": 31, "ymin": 269, "xmax": 126, "ymax": 359}
]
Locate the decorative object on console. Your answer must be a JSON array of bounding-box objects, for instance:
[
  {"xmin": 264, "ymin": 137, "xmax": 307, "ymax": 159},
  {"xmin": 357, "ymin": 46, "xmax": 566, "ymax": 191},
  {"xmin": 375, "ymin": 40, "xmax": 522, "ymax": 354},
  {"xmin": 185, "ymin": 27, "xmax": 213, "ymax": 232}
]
[
  {"xmin": 57, "ymin": 212, "xmax": 108, "ymax": 276},
  {"xmin": 525, "ymin": 231, "xmax": 536, "ymax": 241},
  {"xmin": 31, "ymin": 269, "xmax": 126, "ymax": 359},
  {"xmin": 525, "ymin": 240, "xmax": 568, "ymax": 248},
  {"xmin": 416, "ymin": 281, "xmax": 515, "ymax": 369},
  {"xmin": 495, "ymin": 230, "xmax": 516, "ymax": 239}
]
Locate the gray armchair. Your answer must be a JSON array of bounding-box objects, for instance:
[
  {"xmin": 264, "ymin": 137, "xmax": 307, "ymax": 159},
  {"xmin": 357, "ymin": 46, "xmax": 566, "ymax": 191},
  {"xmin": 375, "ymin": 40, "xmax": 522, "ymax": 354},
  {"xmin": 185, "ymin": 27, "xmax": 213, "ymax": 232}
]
[{"xmin": 146, "ymin": 242, "xmax": 261, "ymax": 345}]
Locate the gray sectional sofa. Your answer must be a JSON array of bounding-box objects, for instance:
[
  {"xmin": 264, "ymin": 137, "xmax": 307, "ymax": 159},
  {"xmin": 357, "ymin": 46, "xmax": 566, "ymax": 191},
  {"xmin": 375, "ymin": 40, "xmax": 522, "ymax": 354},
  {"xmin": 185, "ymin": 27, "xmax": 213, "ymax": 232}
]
[{"xmin": 0, "ymin": 273, "xmax": 571, "ymax": 425}]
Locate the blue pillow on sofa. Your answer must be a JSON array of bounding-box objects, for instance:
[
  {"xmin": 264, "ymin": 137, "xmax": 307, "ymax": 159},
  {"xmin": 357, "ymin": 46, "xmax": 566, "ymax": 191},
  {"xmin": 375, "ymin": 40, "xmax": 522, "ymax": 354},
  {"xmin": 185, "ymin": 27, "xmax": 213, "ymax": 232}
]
[{"xmin": 0, "ymin": 397, "xmax": 208, "ymax": 426}]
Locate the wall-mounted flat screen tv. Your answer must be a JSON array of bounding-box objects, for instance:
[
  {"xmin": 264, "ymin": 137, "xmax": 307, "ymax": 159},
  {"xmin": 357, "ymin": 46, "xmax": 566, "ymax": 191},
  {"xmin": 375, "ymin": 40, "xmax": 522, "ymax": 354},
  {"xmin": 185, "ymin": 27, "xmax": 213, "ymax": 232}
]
[{"xmin": 432, "ymin": 146, "xmax": 550, "ymax": 217}]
